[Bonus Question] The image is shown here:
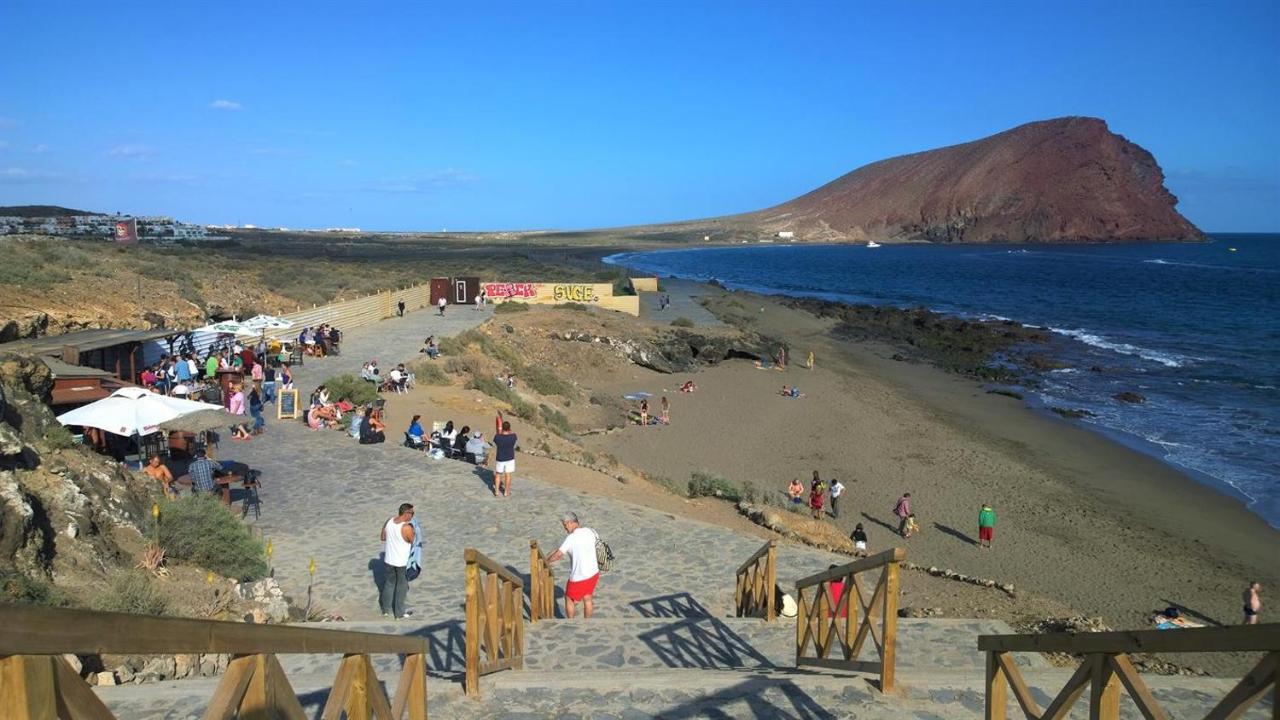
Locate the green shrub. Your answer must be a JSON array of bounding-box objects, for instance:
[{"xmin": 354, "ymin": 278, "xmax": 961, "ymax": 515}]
[
  {"xmin": 0, "ymin": 569, "xmax": 67, "ymax": 606},
  {"xmin": 688, "ymin": 472, "xmax": 742, "ymax": 502},
  {"xmin": 158, "ymin": 495, "xmax": 268, "ymax": 580},
  {"xmin": 322, "ymin": 373, "xmax": 379, "ymax": 407},
  {"xmin": 493, "ymin": 301, "xmax": 530, "ymax": 314},
  {"xmin": 523, "ymin": 365, "xmax": 574, "ymax": 398},
  {"xmin": 539, "ymin": 404, "xmax": 572, "ymax": 435},
  {"xmin": 408, "ymin": 360, "xmax": 450, "ymax": 386},
  {"xmin": 94, "ymin": 571, "xmax": 169, "ymax": 616},
  {"xmin": 670, "ymin": 317, "xmax": 695, "ymax": 328}
]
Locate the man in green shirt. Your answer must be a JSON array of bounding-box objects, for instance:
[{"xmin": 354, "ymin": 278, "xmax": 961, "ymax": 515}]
[
  {"xmin": 978, "ymin": 504, "xmax": 996, "ymax": 549},
  {"xmin": 204, "ymin": 354, "xmax": 219, "ymax": 380}
]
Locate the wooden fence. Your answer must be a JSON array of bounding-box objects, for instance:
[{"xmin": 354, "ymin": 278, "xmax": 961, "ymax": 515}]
[
  {"xmin": 529, "ymin": 540, "xmax": 556, "ymax": 623},
  {"xmin": 979, "ymin": 623, "xmax": 1279, "ymax": 720},
  {"xmin": 0, "ymin": 605, "xmax": 427, "ymax": 719},
  {"xmin": 463, "ymin": 548, "xmax": 525, "ymax": 698},
  {"xmin": 734, "ymin": 539, "xmax": 777, "ymax": 621},
  {"xmin": 794, "ymin": 547, "xmax": 904, "ymax": 692}
]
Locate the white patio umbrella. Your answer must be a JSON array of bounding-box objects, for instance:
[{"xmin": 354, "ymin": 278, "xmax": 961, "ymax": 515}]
[
  {"xmin": 242, "ymin": 314, "xmax": 293, "ymax": 332},
  {"xmin": 194, "ymin": 319, "xmax": 257, "ymax": 336},
  {"xmin": 56, "ymin": 387, "xmax": 224, "ymax": 437}
]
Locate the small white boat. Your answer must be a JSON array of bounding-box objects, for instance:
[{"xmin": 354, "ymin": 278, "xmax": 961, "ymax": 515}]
[{"xmin": 866, "ymin": 241, "xmax": 882, "ymax": 248}]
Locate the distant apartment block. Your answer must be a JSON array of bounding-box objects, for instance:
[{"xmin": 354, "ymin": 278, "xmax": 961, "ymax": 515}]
[{"xmin": 0, "ymin": 214, "xmax": 209, "ymax": 241}]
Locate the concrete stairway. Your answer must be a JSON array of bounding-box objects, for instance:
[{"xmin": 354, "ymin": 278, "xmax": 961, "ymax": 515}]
[{"xmin": 93, "ymin": 614, "xmax": 1269, "ymax": 719}]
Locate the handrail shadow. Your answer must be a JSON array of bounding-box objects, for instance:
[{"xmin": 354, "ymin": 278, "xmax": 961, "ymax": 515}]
[
  {"xmin": 637, "ymin": 616, "xmax": 775, "ymax": 670},
  {"xmin": 630, "ymin": 592, "xmax": 714, "ymax": 618}
]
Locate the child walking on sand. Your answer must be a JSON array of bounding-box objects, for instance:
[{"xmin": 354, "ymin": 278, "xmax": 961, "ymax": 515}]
[
  {"xmin": 639, "ymin": 399, "xmax": 649, "ymax": 427},
  {"xmin": 660, "ymin": 396, "xmax": 670, "ymax": 424}
]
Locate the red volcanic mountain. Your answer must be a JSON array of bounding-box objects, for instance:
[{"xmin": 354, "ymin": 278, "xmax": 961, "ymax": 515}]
[{"xmin": 750, "ymin": 117, "xmax": 1202, "ymax": 243}]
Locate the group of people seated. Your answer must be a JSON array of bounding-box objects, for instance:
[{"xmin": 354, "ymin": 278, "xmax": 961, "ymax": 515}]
[
  {"xmin": 348, "ymin": 405, "xmax": 387, "ymax": 445},
  {"xmin": 405, "ymin": 416, "xmax": 489, "ymax": 464},
  {"xmin": 360, "ymin": 360, "xmax": 414, "ymax": 394},
  {"xmin": 304, "ymin": 384, "xmax": 355, "ymax": 431},
  {"xmin": 298, "ymin": 325, "xmax": 340, "ymax": 357}
]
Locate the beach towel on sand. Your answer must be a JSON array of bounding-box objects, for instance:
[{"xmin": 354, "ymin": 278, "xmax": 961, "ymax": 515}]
[{"xmin": 623, "ymin": 392, "xmax": 652, "ymax": 401}]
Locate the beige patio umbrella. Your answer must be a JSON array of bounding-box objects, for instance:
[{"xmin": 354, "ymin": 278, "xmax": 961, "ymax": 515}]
[{"xmin": 156, "ymin": 408, "xmax": 241, "ymax": 433}]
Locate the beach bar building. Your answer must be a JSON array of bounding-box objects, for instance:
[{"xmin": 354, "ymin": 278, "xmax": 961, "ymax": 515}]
[{"xmin": 0, "ymin": 327, "xmax": 177, "ymax": 383}]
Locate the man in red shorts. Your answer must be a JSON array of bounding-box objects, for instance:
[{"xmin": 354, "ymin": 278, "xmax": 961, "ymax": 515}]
[{"xmin": 546, "ymin": 511, "xmax": 600, "ymax": 619}]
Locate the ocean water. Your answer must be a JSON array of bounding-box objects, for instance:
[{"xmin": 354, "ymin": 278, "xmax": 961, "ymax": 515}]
[{"xmin": 605, "ymin": 235, "xmax": 1280, "ymax": 527}]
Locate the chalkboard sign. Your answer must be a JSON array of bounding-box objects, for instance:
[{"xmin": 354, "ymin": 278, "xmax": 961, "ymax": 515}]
[{"xmin": 277, "ymin": 389, "xmax": 300, "ymax": 420}]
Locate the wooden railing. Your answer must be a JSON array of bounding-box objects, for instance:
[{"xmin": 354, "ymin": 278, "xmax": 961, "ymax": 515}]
[
  {"xmin": 463, "ymin": 548, "xmax": 525, "ymax": 698},
  {"xmin": 795, "ymin": 547, "xmax": 904, "ymax": 692},
  {"xmin": 734, "ymin": 539, "xmax": 777, "ymax": 621},
  {"xmin": 979, "ymin": 623, "xmax": 1279, "ymax": 720},
  {"xmin": 529, "ymin": 540, "xmax": 557, "ymax": 623},
  {"xmin": 0, "ymin": 604, "xmax": 427, "ymax": 719}
]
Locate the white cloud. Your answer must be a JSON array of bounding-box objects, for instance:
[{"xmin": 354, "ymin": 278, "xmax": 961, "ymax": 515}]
[
  {"xmin": 209, "ymin": 99, "xmax": 244, "ymax": 111},
  {"xmin": 30, "ymin": 144, "xmax": 49, "ymax": 154},
  {"xmin": 128, "ymin": 171, "xmax": 202, "ymax": 186},
  {"xmin": 107, "ymin": 144, "xmax": 157, "ymax": 158},
  {"xmin": 0, "ymin": 167, "xmax": 64, "ymax": 183}
]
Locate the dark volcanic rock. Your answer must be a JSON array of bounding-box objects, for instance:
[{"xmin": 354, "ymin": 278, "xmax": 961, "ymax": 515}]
[
  {"xmin": 1113, "ymin": 391, "xmax": 1146, "ymax": 404},
  {"xmin": 750, "ymin": 117, "xmax": 1202, "ymax": 243}
]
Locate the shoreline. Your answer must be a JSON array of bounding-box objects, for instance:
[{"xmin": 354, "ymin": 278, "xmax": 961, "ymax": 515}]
[{"xmin": 601, "ymin": 247, "xmax": 1278, "ymax": 530}]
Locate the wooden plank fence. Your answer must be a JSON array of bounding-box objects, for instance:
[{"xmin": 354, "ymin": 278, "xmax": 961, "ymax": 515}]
[
  {"xmin": 529, "ymin": 540, "xmax": 557, "ymax": 623},
  {"xmin": 463, "ymin": 548, "xmax": 525, "ymax": 698},
  {"xmin": 734, "ymin": 539, "xmax": 777, "ymax": 621},
  {"xmin": 979, "ymin": 623, "xmax": 1279, "ymax": 719},
  {"xmin": 794, "ymin": 547, "xmax": 904, "ymax": 692},
  {"xmin": 0, "ymin": 605, "xmax": 428, "ymax": 719}
]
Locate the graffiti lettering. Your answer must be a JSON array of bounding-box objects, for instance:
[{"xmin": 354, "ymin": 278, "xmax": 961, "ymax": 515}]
[
  {"xmin": 484, "ymin": 282, "xmax": 537, "ymax": 299},
  {"xmin": 552, "ymin": 284, "xmax": 599, "ymax": 303}
]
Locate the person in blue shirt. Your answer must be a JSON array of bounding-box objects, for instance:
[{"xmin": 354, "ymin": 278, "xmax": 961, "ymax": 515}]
[{"xmin": 407, "ymin": 414, "xmax": 424, "ymax": 446}]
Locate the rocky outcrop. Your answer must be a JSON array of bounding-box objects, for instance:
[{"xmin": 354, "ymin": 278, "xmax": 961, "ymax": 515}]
[
  {"xmin": 553, "ymin": 329, "xmax": 776, "ymax": 374},
  {"xmin": 750, "ymin": 117, "xmax": 1203, "ymax": 243},
  {"xmin": 0, "ymin": 354, "xmax": 152, "ymax": 590}
]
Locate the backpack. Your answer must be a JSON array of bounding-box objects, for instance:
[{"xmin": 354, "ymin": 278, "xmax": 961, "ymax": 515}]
[{"xmin": 592, "ymin": 530, "xmax": 615, "ymax": 573}]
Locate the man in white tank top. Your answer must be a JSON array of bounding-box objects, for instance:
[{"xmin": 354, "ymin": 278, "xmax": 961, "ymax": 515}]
[{"xmin": 379, "ymin": 503, "xmax": 416, "ymax": 619}]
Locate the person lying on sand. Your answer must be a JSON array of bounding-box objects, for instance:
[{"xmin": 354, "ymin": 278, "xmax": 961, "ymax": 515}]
[
  {"xmin": 679, "ymin": 380, "xmax": 697, "ymax": 393},
  {"xmin": 779, "ymin": 385, "xmax": 804, "ymax": 398}
]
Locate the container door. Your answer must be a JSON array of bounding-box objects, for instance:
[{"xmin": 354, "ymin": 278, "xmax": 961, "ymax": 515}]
[{"xmin": 430, "ymin": 278, "xmax": 449, "ymax": 305}]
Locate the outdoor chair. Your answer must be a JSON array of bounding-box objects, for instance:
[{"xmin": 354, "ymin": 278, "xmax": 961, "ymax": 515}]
[
  {"xmin": 241, "ymin": 469, "xmax": 262, "ymax": 520},
  {"xmin": 404, "ymin": 432, "xmax": 425, "ymax": 451}
]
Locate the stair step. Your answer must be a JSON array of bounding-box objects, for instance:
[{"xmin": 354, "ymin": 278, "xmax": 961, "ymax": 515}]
[
  {"xmin": 93, "ymin": 664, "xmax": 1269, "ymax": 719},
  {"xmin": 522, "ymin": 617, "xmax": 1050, "ymax": 673}
]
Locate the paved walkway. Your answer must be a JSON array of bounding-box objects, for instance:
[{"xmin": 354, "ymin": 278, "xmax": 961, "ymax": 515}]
[{"xmin": 638, "ymin": 279, "xmax": 724, "ymax": 326}]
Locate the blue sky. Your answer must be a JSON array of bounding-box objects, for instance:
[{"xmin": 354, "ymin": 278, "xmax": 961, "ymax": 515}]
[{"xmin": 1, "ymin": 1, "xmax": 1277, "ymax": 231}]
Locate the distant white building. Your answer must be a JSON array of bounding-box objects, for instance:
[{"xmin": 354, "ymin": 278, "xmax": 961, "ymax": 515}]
[{"xmin": 776, "ymin": 231, "xmax": 795, "ymax": 240}]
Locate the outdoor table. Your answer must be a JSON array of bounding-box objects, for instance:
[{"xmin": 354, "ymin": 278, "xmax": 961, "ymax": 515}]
[{"xmin": 175, "ymin": 473, "xmax": 243, "ymax": 506}]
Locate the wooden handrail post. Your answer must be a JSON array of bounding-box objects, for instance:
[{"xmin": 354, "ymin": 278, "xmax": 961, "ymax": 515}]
[
  {"xmin": 464, "ymin": 555, "xmax": 481, "ymax": 698},
  {"xmin": 1089, "ymin": 654, "xmax": 1120, "ymax": 720},
  {"xmin": 984, "ymin": 651, "xmax": 1007, "ymax": 720},
  {"xmin": 765, "ymin": 541, "xmax": 777, "ymax": 622},
  {"xmin": 880, "ymin": 555, "xmax": 901, "ymax": 693},
  {"xmin": 793, "ymin": 548, "xmax": 905, "ymax": 694}
]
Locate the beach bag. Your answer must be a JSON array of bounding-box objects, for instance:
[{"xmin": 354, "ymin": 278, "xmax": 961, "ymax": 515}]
[{"xmin": 592, "ymin": 530, "xmax": 615, "ymax": 573}]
